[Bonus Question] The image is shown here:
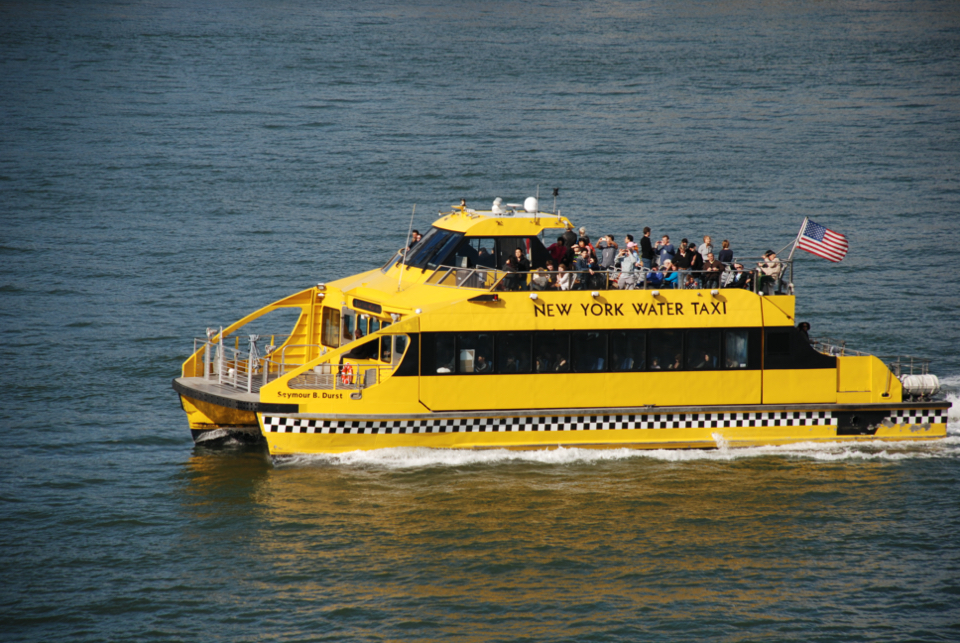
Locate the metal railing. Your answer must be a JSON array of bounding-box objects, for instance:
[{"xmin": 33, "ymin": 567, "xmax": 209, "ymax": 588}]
[
  {"xmin": 811, "ymin": 337, "xmax": 933, "ymax": 377},
  {"xmin": 479, "ymin": 259, "xmax": 794, "ymax": 294},
  {"xmin": 288, "ymin": 363, "xmax": 397, "ymax": 391},
  {"xmin": 191, "ymin": 334, "xmax": 325, "ymax": 393}
]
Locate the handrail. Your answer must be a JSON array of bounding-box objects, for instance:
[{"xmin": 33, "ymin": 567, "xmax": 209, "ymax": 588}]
[{"xmin": 424, "ymin": 259, "xmax": 794, "ymax": 294}]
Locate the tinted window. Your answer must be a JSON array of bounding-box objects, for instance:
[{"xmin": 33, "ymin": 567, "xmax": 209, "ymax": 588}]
[
  {"xmin": 572, "ymin": 331, "xmax": 607, "ymax": 372},
  {"xmin": 724, "ymin": 330, "xmax": 749, "ymax": 369},
  {"xmin": 610, "ymin": 330, "xmax": 645, "ymax": 371},
  {"xmin": 686, "ymin": 330, "xmax": 721, "ymax": 370},
  {"xmin": 534, "ymin": 332, "xmax": 570, "ymax": 373},
  {"xmin": 428, "ymin": 334, "xmax": 456, "ymax": 374},
  {"xmin": 457, "ymin": 332, "xmax": 494, "ymax": 374},
  {"xmin": 497, "ymin": 332, "xmax": 532, "ymax": 374},
  {"xmin": 446, "ymin": 237, "xmax": 498, "ymax": 269},
  {"xmin": 409, "ymin": 229, "xmax": 461, "ymax": 268},
  {"xmin": 649, "ymin": 330, "xmax": 683, "ymax": 371}
]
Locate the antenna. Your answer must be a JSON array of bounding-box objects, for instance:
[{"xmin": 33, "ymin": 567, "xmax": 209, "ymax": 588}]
[{"xmin": 398, "ymin": 204, "xmax": 416, "ymax": 292}]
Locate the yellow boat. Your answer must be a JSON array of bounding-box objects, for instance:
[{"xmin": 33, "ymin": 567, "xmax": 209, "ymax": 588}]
[{"xmin": 173, "ymin": 198, "xmax": 950, "ymax": 455}]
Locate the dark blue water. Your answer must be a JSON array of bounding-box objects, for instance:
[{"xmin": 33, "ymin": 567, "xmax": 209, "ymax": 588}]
[{"xmin": 2, "ymin": 1, "xmax": 960, "ymax": 640}]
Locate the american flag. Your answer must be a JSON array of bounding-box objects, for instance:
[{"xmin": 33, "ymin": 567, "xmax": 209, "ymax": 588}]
[{"xmin": 797, "ymin": 219, "xmax": 848, "ymax": 262}]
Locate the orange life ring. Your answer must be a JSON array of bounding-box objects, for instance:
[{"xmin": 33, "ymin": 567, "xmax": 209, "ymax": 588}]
[{"xmin": 340, "ymin": 363, "xmax": 354, "ymax": 386}]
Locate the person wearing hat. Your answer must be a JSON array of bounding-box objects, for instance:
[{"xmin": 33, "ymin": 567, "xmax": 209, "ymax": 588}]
[{"xmin": 757, "ymin": 250, "xmax": 782, "ymax": 295}]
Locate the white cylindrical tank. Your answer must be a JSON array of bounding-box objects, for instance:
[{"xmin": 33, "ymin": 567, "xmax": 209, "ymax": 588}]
[{"xmin": 900, "ymin": 374, "xmax": 941, "ymax": 397}]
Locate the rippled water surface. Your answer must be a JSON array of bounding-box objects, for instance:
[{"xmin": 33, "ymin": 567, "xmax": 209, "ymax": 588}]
[{"xmin": 2, "ymin": 1, "xmax": 960, "ymax": 641}]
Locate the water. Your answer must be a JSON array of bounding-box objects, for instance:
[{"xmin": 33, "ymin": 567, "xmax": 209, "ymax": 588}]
[{"xmin": 2, "ymin": 1, "xmax": 960, "ymax": 640}]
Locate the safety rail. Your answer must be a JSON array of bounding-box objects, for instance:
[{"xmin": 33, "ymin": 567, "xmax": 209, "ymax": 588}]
[
  {"xmin": 191, "ymin": 334, "xmax": 324, "ymax": 393},
  {"xmin": 812, "ymin": 337, "xmax": 934, "ymax": 377},
  {"xmin": 288, "ymin": 363, "xmax": 397, "ymax": 391},
  {"xmin": 478, "ymin": 259, "xmax": 794, "ymax": 294}
]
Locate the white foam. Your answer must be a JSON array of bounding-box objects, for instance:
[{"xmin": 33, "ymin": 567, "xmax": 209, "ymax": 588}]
[{"xmin": 276, "ymin": 435, "xmax": 960, "ymax": 469}]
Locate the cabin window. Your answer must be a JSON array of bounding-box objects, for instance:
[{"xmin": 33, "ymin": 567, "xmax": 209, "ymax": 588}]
[
  {"xmin": 649, "ymin": 330, "xmax": 683, "ymax": 371},
  {"xmin": 380, "ymin": 336, "xmax": 392, "ymax": 363},
  {"xmin": 342, "ymin": 337, "xmax": 379, "ymax": 361},
  {"xmin": 724, "ymin": 330, "xmax": 749, "ymax": 369},
  {"xmin": 497, "ymin": 332, "xmax": 532, "ymax": 374},
  {"xmin": 428, "ymin": 334, "xmax": 457, "ymax": 374},
  {"xmin": 685, "ymin": 330, "xmax": 721, "ymax": 370},
  {"xmin": 572, "ymin": 331, "xmax": 607, "ymax": 372},
  {"xmin": 456, "ymin": 333, "xmax": 495, "ymax": 374},
  {"xmin": 393, "ymin": 334, "xmax": 408, "ymax": 365},
  {"xmin": 534, "ymin": 332, "xmax": 570, "ymax": 373},
  {"xmin": 610, "ymin": 330, "xmax": 646, "ymax": 372},
  {"xmin": 446, "ymin": 237, "xmax": 499, "ymax": 269},
  {"xmin": 408, "ymin": 228, "xmax": 464, "ymax": 269},
  {"xmin": 321, "ymin": 307, "xmax": 341, "ymax": 348}
]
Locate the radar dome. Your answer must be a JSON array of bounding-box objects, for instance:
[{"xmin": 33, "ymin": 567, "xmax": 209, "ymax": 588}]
[{"xmin": 524, "ymin": 197, "xmax": 538, "ymax": 213}]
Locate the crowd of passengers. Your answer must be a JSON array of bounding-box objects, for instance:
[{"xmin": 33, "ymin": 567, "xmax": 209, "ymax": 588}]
[{"xmin": 498, "ymin": 226, "xmax": 785, "ymax": 295}]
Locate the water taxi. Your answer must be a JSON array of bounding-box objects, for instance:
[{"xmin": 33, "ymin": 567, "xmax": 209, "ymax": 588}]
[{"xmin": 173, "ymin": 198, "xmax": 950, "ymax": 455}]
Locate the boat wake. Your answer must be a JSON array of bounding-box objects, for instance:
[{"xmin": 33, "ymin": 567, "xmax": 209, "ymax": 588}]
[{"xmin": 278, "ymin": 430, "xmax": 960, "ymax": 472}]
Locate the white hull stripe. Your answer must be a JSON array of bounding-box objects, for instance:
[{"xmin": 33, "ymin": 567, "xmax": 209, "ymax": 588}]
[{"xmin": 261, "ymin": 410, "xmax": 947, "ymax": 435}]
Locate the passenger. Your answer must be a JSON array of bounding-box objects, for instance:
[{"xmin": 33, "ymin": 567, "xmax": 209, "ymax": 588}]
[
  {"xmin": 683, "ymin": 274, "xmax": 698, "ymax": 289},
  {"xmin": 650, "ymin": 357, "xmax": 662, "ymax": 370},
  {"xmin": 530, "ymin": 268, "xmax": 550, "ymax": 291},
  {"xmin": 702, "ymin": 252, "xmax": 725, "ymax": 288},
  {"xmin": 544, "ymin": 259, "xmax": 558, "ymax": 288},
  {"xmin": 597, "ymin": 234, "xmax": 619, "ymax": 269},
  {"xmin": 674, "ymin": 242, "xmax": 693, "ymax": 288},
  {"xmin": 688, "ymin": 242, "xmax": 704, "ymax": 288},
  {"xmin": 694, "ymin": 351, "xmax": 716, "ymax": 369},
  {"xmin": 717, "ymin": 239, "xmax": 733, "ymax": 266},
  {"xmin": 553, "ymin": 352, "xmax": 569, "ymax": 372},
  {"xmin": 562, "ymin": 224, "xmax": 578, "ymax": 249},
  {"xmin": 797, "ymin": 321, "xmax": 812, "ymax": 344},
  {"xmin": 578, "ymin": 227, "xmax": 590, "ymax": 247},
  {"xmin": 407, "ymin": 229, "xmax": 421, "ymax": 251},
  {"xmin": 535, "ymin": 351, "xmax": 552, "ymax": 373},
  {"xmin": 547, "ymin": 235, "xmax": 569, "ymax": 263},
  {"xmin": 502, "ymin": 356, "xmax": 519, "ymax": 373},
  {"xmin": 477, "ymin": 246, "xmax": 494, "ymax": 267},
  {"xmin": 554, "ymin": 263, "xmax": 573, "ymax": 290},
  {"xmin": 574, "ymin": 249, "xmax": 592, "ymax": 289},
  {"xmin": 640, "ymin": 227, "xmax": 655, "ymax": 269},
  {"xmin": 655, "ymin": 235, "xmax": 675, "ymax": 269},
  {"xmin": 725, "ymin": 262, "xmax": 753, "ymax": 289},
  {"xmin": 475, "ymin": 354, "xmax": 492, "ymax": 373},
  {"xmin": 698, "ymin": 235, "xmax": 713, "ymax": 257},
  {"xmin": 757, "ymin": 250, "xmax": 782, "ymax": 295},
  {"xmin": 669, "ymin": 354, "xmax": 682, "ymax": 370},
  {"xmin": 513, "ymin": 247, "xmax": 531, "ymax": 273},
  {"xmin": 501, "ymin": 257, "xmax": 521, "ymax": 291},
  {"xmin": 645, "ymin": 264, "xmax": 664, "ymax": 289},
  {"xmin": 617, "ymin": 244, "xmax": 640, "ymax": 289},
  {"xmin": 662, "ymin": 260, "xmax": 679, "ymax": 289},
  {"xmin": 547, "ymin": 236, "xmax": 568, "ymax": 265}
]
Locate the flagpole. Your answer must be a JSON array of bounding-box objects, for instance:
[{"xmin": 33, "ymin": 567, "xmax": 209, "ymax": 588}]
[{"xmin": 785, "ymin": 217, "xmax": 807, "ymax": 263}]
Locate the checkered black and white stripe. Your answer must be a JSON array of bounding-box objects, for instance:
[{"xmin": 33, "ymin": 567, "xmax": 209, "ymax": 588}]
[
  {"xmin": 262, "ymin": 410, "xmax": 840, "ymax": 435},
  {"xmin": 884, "ymin": 408, "xmax": 949, "ymax": 426}
]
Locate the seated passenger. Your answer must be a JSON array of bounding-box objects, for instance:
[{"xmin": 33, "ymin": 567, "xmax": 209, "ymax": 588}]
[
  {"xmin": 661, "ymin": 261, "xmax": 679, "ymax": 289},
  {"xmin": 554, "ymin": 263, "xmax": 573, "ymax": 290},
  {"xmin": 531, "ymin": 268, "xmax": 550, "ymax": 291},
  {"xmin": 724, "ymin": 263, "xmax": 753, "ymax": 289},
  {"xmin": 475, "ymin": 354, "xmax": 492, "ymax": 373},
  {"xmin": 544, "ymin": 259, "xmax": 558, "ymax": 288},
  {"xmin": 645, "ymin": 265, "xmax": 664, "ymax": 288}
]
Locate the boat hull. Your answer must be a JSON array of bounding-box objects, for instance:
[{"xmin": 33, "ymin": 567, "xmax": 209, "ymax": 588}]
[{"xmin": 259, "ymin": 403, "xmax": 949, "ymax": 455}]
